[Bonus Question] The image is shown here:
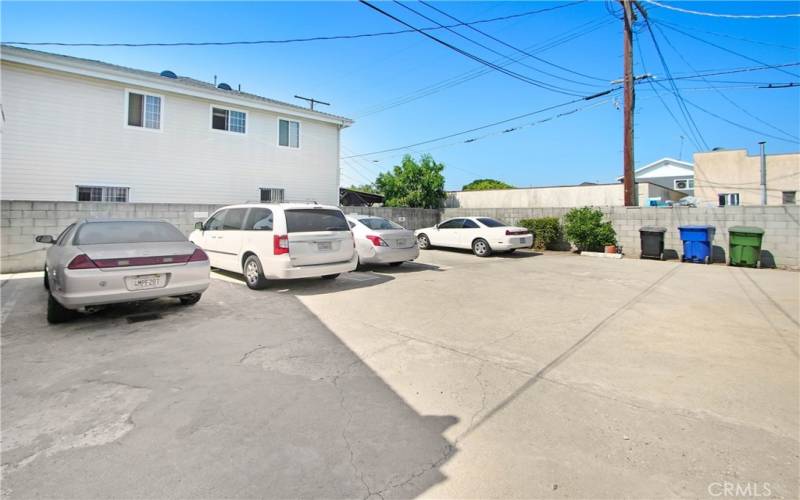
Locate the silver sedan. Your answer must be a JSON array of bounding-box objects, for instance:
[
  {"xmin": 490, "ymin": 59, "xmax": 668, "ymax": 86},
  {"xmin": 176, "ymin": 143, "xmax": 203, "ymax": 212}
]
[
  {"xmin": 37, "ymin": 219, "xmax": 210, "ymax": 323},
  {"xmin": 346, "ymin": 215, "xmax": 419, "ymax": 267}
]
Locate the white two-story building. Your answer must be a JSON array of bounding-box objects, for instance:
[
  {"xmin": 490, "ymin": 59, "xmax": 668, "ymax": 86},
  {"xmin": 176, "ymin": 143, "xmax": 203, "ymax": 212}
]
[{"xmin": 0, "ymin": 45, "xmax": 353, "ymax": 205}]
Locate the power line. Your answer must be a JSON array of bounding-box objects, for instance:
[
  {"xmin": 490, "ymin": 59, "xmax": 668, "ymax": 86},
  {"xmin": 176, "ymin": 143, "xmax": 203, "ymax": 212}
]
[
  {"xmin": 656, "ymin": 22, "xmax": 800, "ymax": 79},
  {"xmin": 358, "ymin": 0, "xmax": 586, "ymax": 97},
  {"xmin": 341, "ymin": 89, "xmax": 616, "ymax": 159},
  {"xmin": 652, "ymin": 80, "xmax": 799, "ymax": 144},
  {"xmin": 392, "ymin": 0, "xmax": 588, "ymax": 94},
  {"xmin": 419, "ymin": 0, "xmax": 608, "ymax": 83},
  {"xmin": 641, "ymin": 17, "xmax": 709, "ymax": 150},
  {"xmin": 662, "ymin": 62, "xmax": 800, "ymax": 81},
  {"xmin": 654, "ymin": 19, "xmax": 799, "ymax": 51},
  {"xmin": 2, "ymin": 2, "xmax": 587, "ymax": 47},
  {"xmin": 652, "ymin": 23, "xmax": 799, "ymax": 143},
  {"xmin": 353, "ymin": 17, "xmax": 612, "ymax": 118},
  {"xmin": 644, "ymin": 0, "xmax": 800, "ymax": 20}
]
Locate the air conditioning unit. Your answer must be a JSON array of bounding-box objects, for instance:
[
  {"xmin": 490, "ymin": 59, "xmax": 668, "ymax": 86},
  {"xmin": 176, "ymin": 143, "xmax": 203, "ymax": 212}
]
[{"xmin": 675, "ymin": 180, "xmax": 688, "ymax": 190}]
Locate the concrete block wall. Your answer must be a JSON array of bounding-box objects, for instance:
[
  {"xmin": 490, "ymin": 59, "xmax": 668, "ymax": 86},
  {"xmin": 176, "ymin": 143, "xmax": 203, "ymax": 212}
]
[
  {"xmin": 444, "ymin": 206, "xmax": 800, "ymax": 269},
  {"xmin": 1, "ymin": 201, "xmax": 222, "ymax": 273},
  {"xmin": 342, "ymin": 207, "xmax": 441, "ymax": 231}
]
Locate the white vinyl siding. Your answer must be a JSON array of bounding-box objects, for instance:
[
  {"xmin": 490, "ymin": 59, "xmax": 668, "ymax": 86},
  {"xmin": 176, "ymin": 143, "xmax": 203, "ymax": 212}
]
[
  {"xmin": 1, "ymin": 63, "xmax": 341, "ymax": 205},
  {"xmin": 279, "ymin": 119, "xmax": 300, "ymax": 148}
]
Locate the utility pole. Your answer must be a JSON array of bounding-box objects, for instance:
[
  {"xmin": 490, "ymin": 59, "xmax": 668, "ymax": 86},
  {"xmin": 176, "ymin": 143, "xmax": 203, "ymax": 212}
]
[
  {"xmin": 759, "ymin": 141, "xmax": 767, "ymax": 205},
  {"xmin": 294, "ymin": 95, "xmax": 330, "ymax": 111},
  {"xmin": 621, "ymin": 0, "xmax": 636, "ymax": 206}
]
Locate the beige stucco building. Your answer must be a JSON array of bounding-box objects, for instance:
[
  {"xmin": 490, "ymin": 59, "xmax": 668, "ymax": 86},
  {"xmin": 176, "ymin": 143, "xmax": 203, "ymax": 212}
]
[{"xmin": 694, "ymin": 149, "xmax": 799, "ymax": 206}]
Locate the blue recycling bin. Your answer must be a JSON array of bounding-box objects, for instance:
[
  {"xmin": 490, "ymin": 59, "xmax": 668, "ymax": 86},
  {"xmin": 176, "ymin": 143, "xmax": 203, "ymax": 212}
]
[{"xmin": 678, "ymin": 225, "xmax": 716, "ymax": 264}]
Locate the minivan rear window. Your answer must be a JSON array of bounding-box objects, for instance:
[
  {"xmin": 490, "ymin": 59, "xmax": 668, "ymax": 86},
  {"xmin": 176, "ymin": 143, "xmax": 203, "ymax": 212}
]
[
  {"xmin": 285, "ymin": 209, "xmax": 349, "ymax": 233},
  {"xmin": 74, "ymin": 221, "xmax": 187, "ymax": 245}
]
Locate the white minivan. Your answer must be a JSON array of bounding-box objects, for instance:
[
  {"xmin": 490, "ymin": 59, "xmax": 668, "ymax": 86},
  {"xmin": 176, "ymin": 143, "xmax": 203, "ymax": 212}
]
[{"xmin": 190, "ymin": 203, "xmax": 357, "ymax": 289}]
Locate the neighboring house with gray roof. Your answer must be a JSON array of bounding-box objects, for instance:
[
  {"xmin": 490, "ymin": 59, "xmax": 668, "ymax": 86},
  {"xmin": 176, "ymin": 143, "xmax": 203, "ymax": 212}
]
[
  {"xmin": 0, "ymin": 45, "xmax": 353, "ymax": 205},
  {"xmin": 617, "ymin": 158, "xmax": 695, "ymax": 196}
]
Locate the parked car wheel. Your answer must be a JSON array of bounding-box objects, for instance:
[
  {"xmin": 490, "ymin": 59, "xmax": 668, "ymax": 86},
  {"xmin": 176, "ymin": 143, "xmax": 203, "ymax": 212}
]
[
  {"xmin": 179, "ymin": 293, "xmax": 202, "ymax": 306},
  {"xmin": 47, "ymin": 293, "xmax": 75, "ymax": 324},
  {"xmin": 321, "ymin": 273, "xmax": 340, "ymax": 280},
  {"xmin": 472, "ymin": 238, "xmax": 492, "ymax": 257},
  {"xmin": 417, "ymin": 234, "xmax": 431, "ymax": 250},
  {"xmin": 243, "ymin": 255, "xmax": 268, "ymax": 290},
  {"xmin": 43, "ymin": 266, "xmax": 50, "ymax": 290}
]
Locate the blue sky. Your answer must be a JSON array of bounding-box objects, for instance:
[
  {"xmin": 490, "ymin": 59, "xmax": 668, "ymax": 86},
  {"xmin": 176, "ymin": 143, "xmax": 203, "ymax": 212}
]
[{"xmin": 3, "ymin": 1, "xmax": 799, "ymax": 190}]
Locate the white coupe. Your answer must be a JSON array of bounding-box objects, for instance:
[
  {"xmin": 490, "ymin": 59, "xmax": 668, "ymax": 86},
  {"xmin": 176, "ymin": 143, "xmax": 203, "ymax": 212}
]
[{"xmin": 415, "ymin": 217, "xmax": 532, "ymax": 257}]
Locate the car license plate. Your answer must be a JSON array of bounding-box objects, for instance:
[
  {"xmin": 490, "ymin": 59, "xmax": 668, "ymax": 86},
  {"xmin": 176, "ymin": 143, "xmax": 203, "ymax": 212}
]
[
  {"xmin": 317, "ymin": 241, "xmax": 332, "ymax": 251},
  {"xmin": 126, "ymin": 274, "xmax": 164, "ymax": 291}
]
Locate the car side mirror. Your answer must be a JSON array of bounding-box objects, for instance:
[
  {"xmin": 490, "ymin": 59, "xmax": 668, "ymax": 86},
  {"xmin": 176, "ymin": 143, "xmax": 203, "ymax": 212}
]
[
  {"xmin": 194, "ymin": 222, "xmax": 204, "ymax": 231},
  {"xmin": 434, "ymin": 224, "xmax": 439, "ymax": 230},
  {"xmin": 35, "ymin": 235, "xmax": 55, "ymax": 244}
]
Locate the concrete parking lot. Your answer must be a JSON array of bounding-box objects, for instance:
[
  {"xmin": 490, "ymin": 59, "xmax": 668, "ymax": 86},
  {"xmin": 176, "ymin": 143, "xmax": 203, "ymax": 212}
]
[{"xmin": 1, "ymin": 250, "xmax": 798, "ymax": 499}]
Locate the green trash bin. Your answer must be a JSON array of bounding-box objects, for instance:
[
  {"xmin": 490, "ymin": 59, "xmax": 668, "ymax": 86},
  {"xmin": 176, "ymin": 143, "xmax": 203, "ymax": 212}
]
[{"xmin": 728, "ymin": 226, "xmax": 765, "ymax": 268}]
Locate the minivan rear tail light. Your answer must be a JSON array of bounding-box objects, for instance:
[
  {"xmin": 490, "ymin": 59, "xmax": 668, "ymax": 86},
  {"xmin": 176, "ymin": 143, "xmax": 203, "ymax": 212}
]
[
  {"xmin": 506, "ymin": 229, "xmax": 530, "ymax": 236},
  {"xmin": 188, "ymin": 248, "xmax": 209, "ymax": 262},
  {"xmin": 366, "ymin": 235, "xmax": 389, "ymax": 247},
  {"xmin": 274, "ymin": 234, "xmax": 289, "ymax": 255},
  {"xmin": 67, "ymin": 254, "xmax": 97, "ymax": 269}
]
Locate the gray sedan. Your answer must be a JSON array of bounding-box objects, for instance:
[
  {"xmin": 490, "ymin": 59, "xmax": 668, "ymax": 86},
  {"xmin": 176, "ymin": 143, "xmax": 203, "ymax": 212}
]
[
  {"xmin": 37, "ymin": 219, "xmax": 210, "ymax": 323},
  {"xmin": 346, "ymin": 215, "xmax": 419, "ymax": 267}
]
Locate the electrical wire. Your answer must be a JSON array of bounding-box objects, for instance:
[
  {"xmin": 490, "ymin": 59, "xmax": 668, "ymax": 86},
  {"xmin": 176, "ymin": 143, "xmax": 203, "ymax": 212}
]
[
  {"xmin": 652, "ymin": 23, "xmax": 799, "ymax": 143},
  {"xmin": 2, "ymin": 1, "xmax": 587, "ymax": 47},
  {"xmin": 341, "ymin": 89, "xmax": 616, "ymax": 159},
  {"xmin": 353, "ymin": 17, "xmax": 613, "ymax": 118},
  {"xmin": 652, "ymin": 81, "xmax": 799, "ymax": 144},
  {"xmin": 358, "ymin": 0, "xmax": 587, "ymax": 97},
  {"xmin": 655, "ymin": 22, "xmax": 800, "ymax": 79},
  {"xmin": 643, "ymin": 0, "xmax": 800, "ymax": 20},
  {"xmin": 392, "ymin": 0, "xmax": 589, "ymax": 94},
  {"xmin": 641, "ymin": 17, "xmax": 710, "ymax": 149},
  {"xmin": 418, "ymin": 0, "xmax": 608, "ymax": 84},
  {"xmin": 654, "ymin": 19, "xmax": 799, "ymax": 51}
]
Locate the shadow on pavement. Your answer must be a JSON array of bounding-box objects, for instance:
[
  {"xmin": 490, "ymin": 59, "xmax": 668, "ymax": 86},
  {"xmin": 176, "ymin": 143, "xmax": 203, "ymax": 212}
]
[
  {"xmin": 359, "ymin": 261, "xmax": 443, "ymax": 274},
  {"xmin": 1, "ymin": 277, "xmax": 458, "ymax": 498},
  {"xmin": 210, "ymin": 268, "xmax": 395, "ymax": 296}
]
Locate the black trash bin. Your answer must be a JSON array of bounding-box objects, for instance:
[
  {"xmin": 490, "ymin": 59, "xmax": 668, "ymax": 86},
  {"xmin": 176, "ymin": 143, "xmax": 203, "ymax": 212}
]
[{"xmin": 639, "ymin": 226, "xmax": 667, "ymax": 260}]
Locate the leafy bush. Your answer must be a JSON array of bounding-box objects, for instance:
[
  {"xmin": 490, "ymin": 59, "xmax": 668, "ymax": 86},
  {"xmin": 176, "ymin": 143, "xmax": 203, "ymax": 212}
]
[
  {"xmin": 563, "ymin": 207, "xmax": 616, "ymax": 252},
  {"xmin": 462, "ymin": 178, "xmax": 514, "ymax": 191},
  {"xmin": 518, "ymin": 217, "xmax": 561, "ymax": 251}
]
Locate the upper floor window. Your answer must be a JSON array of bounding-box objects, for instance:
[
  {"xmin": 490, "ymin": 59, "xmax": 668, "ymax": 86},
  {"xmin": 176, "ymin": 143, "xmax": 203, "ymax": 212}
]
[
  {"xmin": 77, "ymin": 186, "xmax": 129, "ymax": 202},
  {"xmin": 127, "ymin": 91, "xmax": 161, "ymax": 130},
  {"xmin": 783, "ymin": 191, "xmax": 796, "ymax": 205},
  {"xmin": 212, "ymin": 107, "xmax": 246, "ymax": 133},
  {"xmin": 278, "ymin": 119, "xmax": 300, "ymax": 148},
  {"xmin": 674, "ymin": 179, "xmax": 694, "ymax": 190}
]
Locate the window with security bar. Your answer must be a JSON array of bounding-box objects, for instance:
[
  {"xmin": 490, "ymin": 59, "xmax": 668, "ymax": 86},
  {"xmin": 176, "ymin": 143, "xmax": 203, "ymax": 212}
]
[{"xmin": 77, "ymin": 186, "xmax": 130, "ymax": 202}]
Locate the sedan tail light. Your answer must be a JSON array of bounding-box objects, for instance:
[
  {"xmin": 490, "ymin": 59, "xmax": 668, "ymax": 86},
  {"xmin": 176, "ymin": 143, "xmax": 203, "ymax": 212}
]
[
  {"xmin": 274, "ymin": 234, "xmax": 289, "ymax": 255},
  {"xmin": 188, "ymin": 248, "xmax": 209, "ymax": 262},
  {"xmin": 67, "ymin": 254, "xmax": 97, "ymax": 269},
  {"xmin": 366, "ymin": 235, "xmax": 389, "ymax": 247},
  {"xmin": 506, "ymin": 229, "xmax": 530, "ymax": 236}
]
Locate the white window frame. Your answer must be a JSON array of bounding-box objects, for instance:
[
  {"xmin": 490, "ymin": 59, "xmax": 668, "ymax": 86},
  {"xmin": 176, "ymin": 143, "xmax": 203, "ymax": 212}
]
[
  {"xmin": 124, "ymin": 89, "xmax": 164, "ymax": 132},
  {"xmin": 718, "ymin": 193, "xmax": 740, "ymax": 207},
  {"xmin": 76, "ymin": 185, "xmax": 131, "ymax": 203},
  {"xmin": 277, "ymin": 117, "xmax": 301, "ymax": 149},
  {"xmin": 673, "ymin": 178, "xmax": 694, "ymax": 190},
  {"xmin": 260, "ymin": 187, "xmax": 285, "ymax": 203},
  {"xmin": 210, "ymin": 105, "xmax": 248, "ymax": 135}
]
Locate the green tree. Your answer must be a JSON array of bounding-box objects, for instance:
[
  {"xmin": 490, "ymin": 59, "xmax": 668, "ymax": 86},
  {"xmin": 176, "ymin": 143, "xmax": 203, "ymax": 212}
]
[
  {"xmin": 375, "ymin": 154, "xmax": 446, "ymax": 208},
  {"xmin": 462, "ymin": 178, "xmax": 514, "ymax": 191},
  {"xmin": 563, "ymin": 207, "xmax": 617, "ymax": 252},
  {"xmin": 347, "ymin": 184, "xmax": 380, "ymax": 194}
]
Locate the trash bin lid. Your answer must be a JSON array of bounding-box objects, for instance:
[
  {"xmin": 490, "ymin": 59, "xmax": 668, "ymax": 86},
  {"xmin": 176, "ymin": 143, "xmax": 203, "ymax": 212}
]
[
  {"xmin": 729, "ymin": 226, "xmax": 765, "ymax": 235},
  {"xmin": 678, "ymin": 224, "xmax": 716, "ymax": 230},
  {"xmin": 639, "ymin": 226, "xmax": 667, "ymax": 233}
]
